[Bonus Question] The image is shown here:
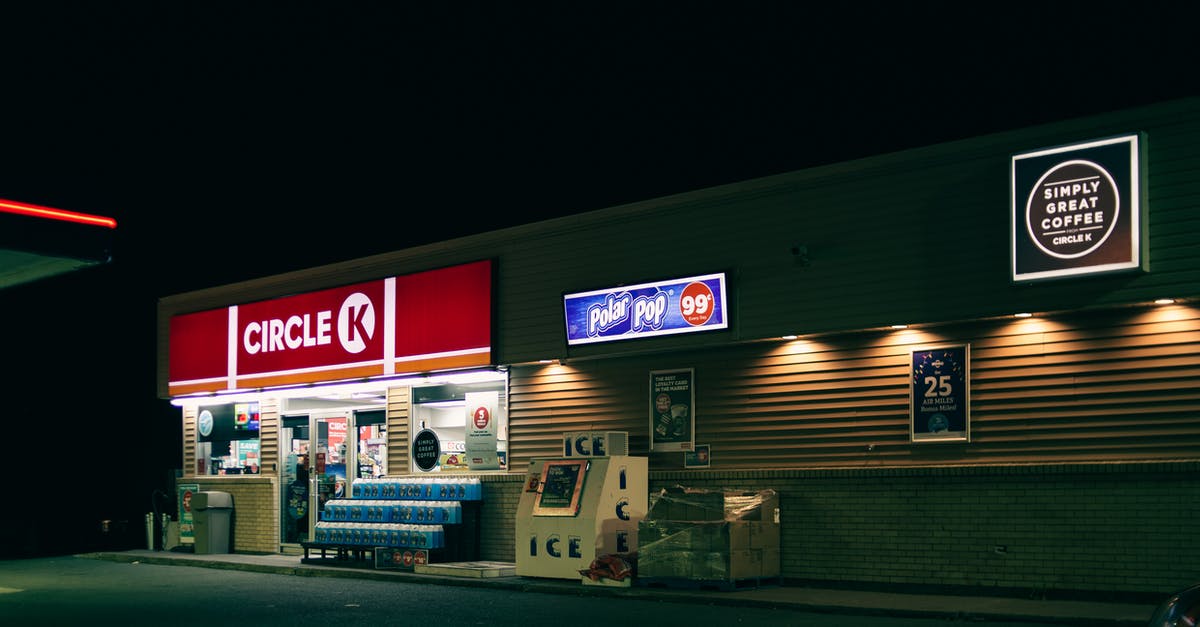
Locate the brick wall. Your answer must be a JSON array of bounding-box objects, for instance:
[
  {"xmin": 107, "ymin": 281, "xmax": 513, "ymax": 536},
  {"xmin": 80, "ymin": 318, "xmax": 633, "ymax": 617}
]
[
  {"xmin": 474, "ymin": 462, "xmax": 1200, "ymax": 596},
  {"xmin": 650, "ymin": 462, "xmax": 1200, "ymax": 596},
  {"xmin": 183, "ymin": 461, "xmax": 1199, "ymax": 597},
  {"xmin": 478, "ymin": 475, "xmax": 523, "ymax": 561},
  {"xmin": 187, "ymin": 478, "xmax": 277, "ymax": 554}
]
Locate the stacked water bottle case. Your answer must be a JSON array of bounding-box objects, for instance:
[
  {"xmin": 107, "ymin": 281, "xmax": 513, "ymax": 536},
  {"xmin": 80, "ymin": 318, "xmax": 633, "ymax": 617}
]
[{"xmin": 313, "ymin": 478, "xmax": 481, "ymax": 554}]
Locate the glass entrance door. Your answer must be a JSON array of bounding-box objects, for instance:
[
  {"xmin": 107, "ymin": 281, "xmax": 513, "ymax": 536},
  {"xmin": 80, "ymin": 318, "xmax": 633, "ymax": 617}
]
[
  {"xmin": 280, "ymin": 413, "xmax": 353, "ymax": 546},
  {"xmin": 311, "ymin": 414, "xmax": 350, "ymax": 522},
  {"xmin": 280, "ymin": 415, "xmax": 310, "ymax": 545}
]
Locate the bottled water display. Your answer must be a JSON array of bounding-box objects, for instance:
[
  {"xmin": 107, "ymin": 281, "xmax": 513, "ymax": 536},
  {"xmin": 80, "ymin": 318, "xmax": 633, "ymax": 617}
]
[{"xmin": 318, "ymin": 477, "xmax": 478, "ymax": 548}]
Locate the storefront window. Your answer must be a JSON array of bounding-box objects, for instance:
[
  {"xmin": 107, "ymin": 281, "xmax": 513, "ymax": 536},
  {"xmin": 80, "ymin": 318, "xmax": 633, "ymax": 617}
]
[
  {"xmin": 410, "ymin": 378, "xmax": 507, "ymax": 473},
  {"xmin": 356, "ymin": 410, "xmax": 387, "ymax": 478},
  {"xmin": 196, "ymin": 402, "xmax": 262, "ymax": 475}
]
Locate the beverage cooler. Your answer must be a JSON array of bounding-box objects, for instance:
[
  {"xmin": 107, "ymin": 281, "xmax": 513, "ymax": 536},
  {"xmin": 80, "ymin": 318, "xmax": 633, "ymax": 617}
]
[{"xmin": 516, "ymin": 436, "xmax": 647, "ymax": 579}]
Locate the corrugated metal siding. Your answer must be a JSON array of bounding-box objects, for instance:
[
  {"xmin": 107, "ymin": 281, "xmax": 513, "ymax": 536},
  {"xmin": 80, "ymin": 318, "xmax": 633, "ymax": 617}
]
[{"xmin": 508, "ymin": 305, "xmax": 1200, "ymax": 471}]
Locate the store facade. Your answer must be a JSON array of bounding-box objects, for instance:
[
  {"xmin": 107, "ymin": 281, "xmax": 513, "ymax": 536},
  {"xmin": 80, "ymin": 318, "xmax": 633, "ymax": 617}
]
[{"xmin": 158, "ymin": 97, "xmax": 1200, "ymax": 595}]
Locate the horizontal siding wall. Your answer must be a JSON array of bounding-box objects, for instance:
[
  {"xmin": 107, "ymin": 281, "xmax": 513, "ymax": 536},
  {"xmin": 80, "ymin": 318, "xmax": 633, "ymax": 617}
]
[
  {"xmin": 258, "ymin": 399, "xmax": 279, "ymax": 475},
  {"xmin": 508, "ymin": 304, "xmax": 1200, "ymax": 471},
  {"xmin": 386, "ymin": 386, "xmax": 410, "ymax": 474},
  {"xmin": 182, "ymin": 406, "xmax": 196, "ymax": 475}
]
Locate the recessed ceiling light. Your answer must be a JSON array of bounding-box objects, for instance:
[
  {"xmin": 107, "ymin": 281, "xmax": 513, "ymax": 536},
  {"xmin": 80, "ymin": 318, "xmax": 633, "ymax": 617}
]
[
  {"xmin": 1154, "ymin": 298, "xmax": 1176, "ymax": 305},
  {"xmin": 781, "ymin": 335, "xmax": 798, "ymax": 340},
  {"xmin": 1013, "ymin": 312, "xmax": 1033, "ymax": 318},
  {"xmin": 890, "ymin": 324, "xmax": 908, "ymax": 329}
]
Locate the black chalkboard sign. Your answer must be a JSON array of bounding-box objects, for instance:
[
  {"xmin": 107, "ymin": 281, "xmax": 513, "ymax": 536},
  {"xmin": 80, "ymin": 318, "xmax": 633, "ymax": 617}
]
[
  {"xmin": 533, "ymin": 460, "xmax": 588, "ymax": 516},
  {"xmin": 412, "ymin": 429, "xmax": 441, "ymax": 472}
]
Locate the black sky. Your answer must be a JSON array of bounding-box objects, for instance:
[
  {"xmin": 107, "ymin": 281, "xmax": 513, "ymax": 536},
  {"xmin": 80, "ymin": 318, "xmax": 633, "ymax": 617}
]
[
  {"xmin": 4, "ymin": 3, "xmax": 1196, "ymax": 292},
  {"xmin": 2, "ymin": 3, "xmax": 1197, "ymax": 552}
]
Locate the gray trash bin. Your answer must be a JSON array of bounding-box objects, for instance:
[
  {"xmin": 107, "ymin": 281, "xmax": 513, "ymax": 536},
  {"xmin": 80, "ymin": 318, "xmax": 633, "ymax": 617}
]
[{"xmin": 192, "ymin": 491, "xmax": 233, "ymax": 554}]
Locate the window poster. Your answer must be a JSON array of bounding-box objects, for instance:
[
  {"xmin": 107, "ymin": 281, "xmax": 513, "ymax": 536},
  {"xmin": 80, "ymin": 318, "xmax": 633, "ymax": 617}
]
[
  {"xmin": 532, "ymin": 460, "xmax": 588, "ymax": 516},
  {"xmin": 911, "ymin": 345, "xmax": 970, "ymax": 443},
  {"xmin": 178, "ymin": 483, "xmax": 199, "ymax": 545},
  {"xmin": 650, "ymin": 368, "xmax": 695, "ymax": 452},
  {"xmin": 464, "ymin": 391, "xmax": 501, "ymax": 470}
]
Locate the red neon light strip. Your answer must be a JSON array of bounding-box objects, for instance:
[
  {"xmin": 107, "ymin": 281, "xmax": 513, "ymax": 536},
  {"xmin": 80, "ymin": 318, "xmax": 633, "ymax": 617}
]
[{"xmin": 0, "ymin": 198, "xmax": 118, "ymax": 229}]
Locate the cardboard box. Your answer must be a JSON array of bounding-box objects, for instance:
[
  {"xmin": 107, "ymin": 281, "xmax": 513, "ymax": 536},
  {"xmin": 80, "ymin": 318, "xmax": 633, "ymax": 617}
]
[
  {"xmin": 727, "ymin": 549, "xmax": 763, "ymax": 580},
  {"xmin": 724, "ymin": 490, "xmax": 780, "ymax": 522},
  {"xmin": 691, "ymin": 551, "xmax": 725, "ymax": 579},
  {"xmin": 640, "ymin": 520, "xmax": 732, "ymax": 552},
  {"xmin": 761, "ymin": 548, "xmax": 781, "ymax": 577},
  {"xmin": 728, "ymin": 521, "xmax": 780, "ymax": 550},
  {"xmin": 651, "ymin": 487, "xmax": 738, "ymax": 521},
  {"xmin": 638, "ymin": 549, "xmax": 693, "ymax": 578},
  {"xmin": 640, "ymin": 487, "xmax": 781, "ymax": 582},
  {"xmin": 691, "ymin": 521, "xmax": 727, "ymax": 551}
]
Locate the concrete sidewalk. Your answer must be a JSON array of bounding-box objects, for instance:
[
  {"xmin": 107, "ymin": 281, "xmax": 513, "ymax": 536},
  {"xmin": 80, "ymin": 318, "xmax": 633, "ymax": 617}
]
[{"xmin": 81, "ymin": 550, "xmax": 1159, "ymax": 626}]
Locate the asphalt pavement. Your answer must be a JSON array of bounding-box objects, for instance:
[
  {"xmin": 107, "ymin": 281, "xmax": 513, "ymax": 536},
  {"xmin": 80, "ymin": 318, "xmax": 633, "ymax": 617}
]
[{"xmin": 79, "ymin": 549, "xmax": 1159, "ymax": 626}]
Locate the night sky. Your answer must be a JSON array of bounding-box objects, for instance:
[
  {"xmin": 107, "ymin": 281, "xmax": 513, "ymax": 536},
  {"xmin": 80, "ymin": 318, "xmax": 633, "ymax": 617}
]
[{"xmin": 1, "ymin": 4, "xmax": 1196, "ymax": 555}]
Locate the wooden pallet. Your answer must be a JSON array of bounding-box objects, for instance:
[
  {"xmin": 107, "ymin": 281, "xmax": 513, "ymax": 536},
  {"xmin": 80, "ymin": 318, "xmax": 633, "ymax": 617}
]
[
  {"xmin": 299, "ymin": 542, "xmax": 374, "ymax": 566},
  {"xmin": 636, "ymin": 575, "xmax": 782, "ymax": 592}
]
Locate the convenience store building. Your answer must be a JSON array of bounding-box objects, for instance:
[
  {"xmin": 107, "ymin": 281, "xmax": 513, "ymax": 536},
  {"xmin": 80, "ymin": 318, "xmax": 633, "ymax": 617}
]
[{"xmin": 158, "ymin": 97, "xmax": 1200, "ymax": 595}]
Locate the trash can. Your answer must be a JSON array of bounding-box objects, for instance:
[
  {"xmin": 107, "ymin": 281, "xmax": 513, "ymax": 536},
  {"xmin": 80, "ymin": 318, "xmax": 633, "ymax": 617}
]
[{"xmin": 191, "ymin": 491, "xmax": 233, "ymax": 554}]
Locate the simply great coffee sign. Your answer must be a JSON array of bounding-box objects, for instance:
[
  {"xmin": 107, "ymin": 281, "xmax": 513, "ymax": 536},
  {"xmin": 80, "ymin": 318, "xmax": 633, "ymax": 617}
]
[{"xmin": 1011, "ymin": 134, "xmax": 1146, "ymax": 281}]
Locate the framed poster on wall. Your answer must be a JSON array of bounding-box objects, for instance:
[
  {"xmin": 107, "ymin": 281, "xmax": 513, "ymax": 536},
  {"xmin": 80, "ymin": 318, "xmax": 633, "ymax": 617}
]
[
  {"xmin": 910, "ymin": 345, "xmax": 970, "ymax": 443},
  {"xmin": 650, "ymin": 368, "xmax": 695, "ymax": 452},
  {"xmin": 684, "ymin": 444, "xmax": 711, "ymax": 468}
]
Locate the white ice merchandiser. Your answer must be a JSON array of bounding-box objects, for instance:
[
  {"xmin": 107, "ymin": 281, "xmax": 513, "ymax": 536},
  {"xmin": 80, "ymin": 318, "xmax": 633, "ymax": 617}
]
[{"xmin": 515, "ymin": 436, "xmax": 647, "ymax": 580}]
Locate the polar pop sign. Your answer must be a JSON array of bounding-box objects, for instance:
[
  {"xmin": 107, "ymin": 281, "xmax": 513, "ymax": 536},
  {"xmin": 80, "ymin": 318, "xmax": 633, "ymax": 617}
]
[
  {"xmin": 563, "ymin": 272, "xmax": 728, "ymax": 346},
  {"xmin": 1011, "ymin": 135, "xmax": 1145, "ymax": 282},
  {"xmin": 168, "ymin": 260, "xmax": 493, "ymax": 395}
]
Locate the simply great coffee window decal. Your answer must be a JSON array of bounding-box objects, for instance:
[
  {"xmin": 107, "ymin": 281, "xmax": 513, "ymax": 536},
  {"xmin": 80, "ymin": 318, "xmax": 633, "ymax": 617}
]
[{"xmin": 1010, "ymin": 134, "xmax": 1146, "ymax": 282}]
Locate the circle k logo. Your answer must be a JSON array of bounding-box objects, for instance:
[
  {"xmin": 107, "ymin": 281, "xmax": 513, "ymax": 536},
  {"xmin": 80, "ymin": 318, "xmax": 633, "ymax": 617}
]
[
  {"xmin": 243, "ymin": 291, "xmax": 376, "ymax": 355},
  {"xmin": 337, "ymin": 292, "xmax": 375, "ymax": 354}
]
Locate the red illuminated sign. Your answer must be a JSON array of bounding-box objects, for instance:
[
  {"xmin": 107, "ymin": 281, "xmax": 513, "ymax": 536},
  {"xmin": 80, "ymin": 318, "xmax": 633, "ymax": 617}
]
[
  {"xmin": 168, "ymin": 260, "xmax": 493, "ymax": 395},
  {"xmin": 0, "ymin": 198, "xmax": 117, "ymax": 228}
]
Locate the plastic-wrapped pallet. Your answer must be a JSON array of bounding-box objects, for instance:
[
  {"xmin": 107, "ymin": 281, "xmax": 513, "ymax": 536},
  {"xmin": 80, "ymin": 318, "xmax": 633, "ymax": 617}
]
[{"xmin": 637, "ymin": 486, "xmax": 780, "ymax": 584}]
